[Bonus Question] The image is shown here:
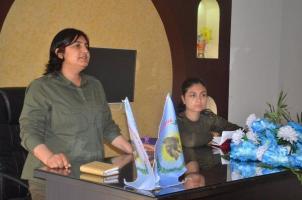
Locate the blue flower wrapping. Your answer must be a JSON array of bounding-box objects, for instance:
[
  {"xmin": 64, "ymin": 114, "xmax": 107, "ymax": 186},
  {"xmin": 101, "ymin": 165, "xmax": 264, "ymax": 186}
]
[
  {"xmin": 230, "ymin": 160, "xmax": 282, "ymax": 180},
  {"xmin": 289, "ymin": 152, "xmax": 302, "ymax": 168},
  {"xmin": 296, "ymin": 142, "xmax": 302, "ymax": 153},
  {"xmin": 261, "ymin": 167, "xmax": 282, "ymax": 175},
  {"xmin": 291, "ymin": 142, "xmax": 302, "ymax": 167},
  {"xmin": 229, "ymin": 115, "xmax": 302, "ymax": 169},
  {"xmin": 261, "ymin": 130, "xmax": 278, "ymax": 146},
  {"xmin": 288, "ymin": 121, "xmax": 302, "ymax": 133},
  {"xmin": 261, "ymin": 145, "xmax": 290, "ymax": 167},
  {"xmin": 252, "ymin": 119, "xmax": 278, "ymax": 146},
  {"xmin": 230, "ymin": 160, "xmax": 257, "ymax": 178},
  {"xmin": 230, "ymin": 141, "xmax": 258, "ymax": 161},
  {"xmin": 288, "ymin": 121, "xmax": 302, "ymax": 142},
  {"xmin": 251, "ymin": 119, "xmax": 277, "ymax": 134}
]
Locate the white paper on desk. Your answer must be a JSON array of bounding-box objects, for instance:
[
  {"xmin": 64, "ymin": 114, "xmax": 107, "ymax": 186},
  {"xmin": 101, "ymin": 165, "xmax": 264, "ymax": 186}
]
[
  {"xmin": 211, "ymin": 131, "xmax": 234, "ymax": 165},
  {"xmin": 212, "ymin": 131, "xmax": 234, "ymax": 146}
]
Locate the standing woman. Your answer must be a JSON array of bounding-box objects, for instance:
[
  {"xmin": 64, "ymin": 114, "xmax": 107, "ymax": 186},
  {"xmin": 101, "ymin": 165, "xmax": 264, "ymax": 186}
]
[
  {"xmin": 20, "ymin": 28, "xmax": 132, "ymax": 199},
  {"xmin": 177, "ymin": 78, "xmax": 241, "ymax": 148}
]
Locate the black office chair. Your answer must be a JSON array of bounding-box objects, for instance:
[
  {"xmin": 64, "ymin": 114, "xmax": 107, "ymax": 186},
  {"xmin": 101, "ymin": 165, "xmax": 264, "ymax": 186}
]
[{"xmin": 0, "ymin": 87, "xmax": 31, "ymax": 200}]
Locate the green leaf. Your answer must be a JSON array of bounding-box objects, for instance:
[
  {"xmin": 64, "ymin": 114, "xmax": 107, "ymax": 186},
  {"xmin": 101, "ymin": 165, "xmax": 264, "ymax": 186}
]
[
  {"xmin": 290, "ymin": 169, "xmax": 302, "ymax": 184},
  {"xmin": 297, "ymin": 112, "xmax": 302, "ymax": 124},
  {"xmin": 264, "ymin": 91, "xmax": 291, "ymax": 124}
]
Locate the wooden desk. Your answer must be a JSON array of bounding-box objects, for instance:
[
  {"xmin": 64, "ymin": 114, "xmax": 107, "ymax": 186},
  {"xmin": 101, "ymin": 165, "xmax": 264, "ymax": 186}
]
[{"xmin": 35, "ymin": 147, "xmax": 302, "ymax": 200}]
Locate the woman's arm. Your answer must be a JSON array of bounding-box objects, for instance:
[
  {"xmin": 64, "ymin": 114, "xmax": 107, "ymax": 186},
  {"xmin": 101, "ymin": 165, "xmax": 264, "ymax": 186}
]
[
  {"xmin": 205, "ymin": 110, "xmax": 241, "ymax": 133},
  {"xmin": 111, "ymin": 135, "xmax": 133, "ymax": 154}
]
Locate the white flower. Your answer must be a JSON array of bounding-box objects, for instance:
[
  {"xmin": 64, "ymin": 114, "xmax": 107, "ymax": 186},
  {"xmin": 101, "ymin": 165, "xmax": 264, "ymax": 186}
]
[
  {"xmin": 246, "ymin": 114, "xmax": 257, "ymax": 131},
  {"xmin": 246, "ymin": 131, "xmax": 259, "ymax": 144},
  {"xmin": 232, "ymin": 129, "xmax": 245, "ymax": 145},
  {"xmin": 277, "ymin": 125, "xmax": 298, "ymax": 144}
]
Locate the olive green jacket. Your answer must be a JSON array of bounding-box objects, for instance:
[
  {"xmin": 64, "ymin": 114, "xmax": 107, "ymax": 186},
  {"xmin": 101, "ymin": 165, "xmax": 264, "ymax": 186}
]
[
  {"xmin": 177, "ymin": 109, "xmax": 241, "ymax": 148},
  {"xmin": 20, "ymin": 72, "xmax": 120, "ymax": 182}
]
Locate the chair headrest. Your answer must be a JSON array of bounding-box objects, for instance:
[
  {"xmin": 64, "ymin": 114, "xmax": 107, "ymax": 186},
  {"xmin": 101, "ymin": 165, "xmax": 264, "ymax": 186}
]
[{"xmin": 0, "ymin": 87, "xmax": 26, "ymax": 124}]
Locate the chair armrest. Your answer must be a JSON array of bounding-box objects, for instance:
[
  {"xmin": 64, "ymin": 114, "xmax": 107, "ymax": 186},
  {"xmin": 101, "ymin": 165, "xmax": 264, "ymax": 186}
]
[{"xmin": 0, "ymin": 172, "xmax": 28, "ymax": 188}]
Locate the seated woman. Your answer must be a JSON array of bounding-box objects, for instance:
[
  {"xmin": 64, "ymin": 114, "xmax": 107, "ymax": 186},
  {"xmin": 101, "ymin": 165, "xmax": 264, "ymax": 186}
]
[{"xmin": 177, "ymin": 78, "xmax": 241, "ymax": 148}]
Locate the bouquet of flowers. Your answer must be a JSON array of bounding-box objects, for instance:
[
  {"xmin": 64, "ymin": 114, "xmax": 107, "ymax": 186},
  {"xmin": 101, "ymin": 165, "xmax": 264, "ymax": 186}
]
[{"xmin": 230, "ymin": 91, "xmax": 302, "ymax": 169}]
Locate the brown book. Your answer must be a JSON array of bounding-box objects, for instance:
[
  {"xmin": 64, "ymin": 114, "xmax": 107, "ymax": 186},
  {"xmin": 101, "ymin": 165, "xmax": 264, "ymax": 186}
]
[
  {"xmin": 80, "ymin": 161, "xmax": 119, "ymax": 176},
  {"xmin": 80, "ymin": 173, "xmax": 119, "ymax": 184}
]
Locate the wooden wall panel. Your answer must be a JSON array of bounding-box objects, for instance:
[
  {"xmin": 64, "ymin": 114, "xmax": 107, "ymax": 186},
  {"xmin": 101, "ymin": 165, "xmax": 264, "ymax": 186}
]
[
  {"xmin": 0, "ymin": 0, "xmax": 232, "ymax": 119},
  {"xmin": 152, "ymin": 0, "xmax": 232, "ymax": 118}
]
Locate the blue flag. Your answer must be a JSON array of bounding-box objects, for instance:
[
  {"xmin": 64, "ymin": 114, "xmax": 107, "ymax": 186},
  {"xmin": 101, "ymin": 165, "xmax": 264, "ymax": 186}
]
[
  {"xmin": 123, "ymin": 95, "xmax": 186, "ymax": 190},
  {"xmin": 123, "ymin": 98, "xmax": 157, "ymax": 190},
  {"xmin": 154, "ymin": 94, "xmax": 187, "ymax": 187}
]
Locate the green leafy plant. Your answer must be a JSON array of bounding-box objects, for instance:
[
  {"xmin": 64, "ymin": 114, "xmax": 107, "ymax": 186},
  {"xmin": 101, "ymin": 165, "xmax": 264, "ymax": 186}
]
[{"xmin": 264, "ymin": 91, "xmax": 291, "ymax": 124}]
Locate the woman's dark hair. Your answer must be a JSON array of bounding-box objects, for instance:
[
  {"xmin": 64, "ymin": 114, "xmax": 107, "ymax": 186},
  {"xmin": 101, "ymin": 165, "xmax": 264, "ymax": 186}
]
[
  {"xmin": 181, "ymin": 78, "xmax": 207, "ymax": 96},
  {"xmin": 44, "ymin": 28, "xmax": 90, "ymax": 75},
  {"xmin": 177, "ymin": 77, "xmax": 207, "ymax": 113}
]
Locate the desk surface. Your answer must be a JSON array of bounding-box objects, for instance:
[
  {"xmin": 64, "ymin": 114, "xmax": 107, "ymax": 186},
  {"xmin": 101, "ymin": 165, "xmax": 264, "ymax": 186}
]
[{"xmin": 35, "ymin": 146, "xmax": 302, "ymax": 200}]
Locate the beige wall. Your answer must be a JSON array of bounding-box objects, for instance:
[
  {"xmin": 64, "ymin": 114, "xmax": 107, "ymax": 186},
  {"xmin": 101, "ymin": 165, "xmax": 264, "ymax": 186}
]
[{"xmin": 0, "ymin": 0, "xmax": 172, "ymax": 156}]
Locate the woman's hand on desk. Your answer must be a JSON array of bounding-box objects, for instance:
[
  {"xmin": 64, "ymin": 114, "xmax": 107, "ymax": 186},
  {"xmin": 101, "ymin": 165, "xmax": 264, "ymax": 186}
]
[
  {"xmin": 33, "ymin": 144, "xmax": 71, "ymax": 169},
  {"xmin": 46, "ymin": 153, "xmax": 71, "ymax": 169},
  {"xmin": 45, "ymin": 167, "xmax": 71, "ymax": 176}
]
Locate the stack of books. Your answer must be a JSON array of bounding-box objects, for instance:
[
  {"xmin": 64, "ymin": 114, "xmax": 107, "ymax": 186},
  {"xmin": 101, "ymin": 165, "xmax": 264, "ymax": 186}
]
[{"xmin": 79, "ymin": 161, "xmax": 119, "ymax": 184}]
